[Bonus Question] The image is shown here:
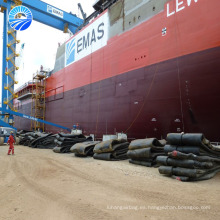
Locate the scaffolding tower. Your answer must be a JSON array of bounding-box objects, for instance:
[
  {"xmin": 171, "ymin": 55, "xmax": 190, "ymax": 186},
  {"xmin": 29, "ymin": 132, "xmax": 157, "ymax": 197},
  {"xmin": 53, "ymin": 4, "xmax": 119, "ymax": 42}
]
[{"xmin": 31, "ymin": 69, "xmax": 47, "ymax": 131}]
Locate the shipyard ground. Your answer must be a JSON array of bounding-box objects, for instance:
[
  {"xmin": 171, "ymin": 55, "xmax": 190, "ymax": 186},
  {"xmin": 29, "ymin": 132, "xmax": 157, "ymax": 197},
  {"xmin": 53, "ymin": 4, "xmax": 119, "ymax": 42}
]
[{"xmin": 0, "ymin": 145, "xmax": 219, "ymax": 220}]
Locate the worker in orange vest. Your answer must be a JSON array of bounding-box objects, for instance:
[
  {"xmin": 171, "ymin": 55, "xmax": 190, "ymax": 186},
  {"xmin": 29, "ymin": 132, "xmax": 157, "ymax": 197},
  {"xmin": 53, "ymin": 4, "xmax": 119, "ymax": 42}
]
[{"xmin": 7, "ymin": 131, "xmax": 16, "ymax": 155}]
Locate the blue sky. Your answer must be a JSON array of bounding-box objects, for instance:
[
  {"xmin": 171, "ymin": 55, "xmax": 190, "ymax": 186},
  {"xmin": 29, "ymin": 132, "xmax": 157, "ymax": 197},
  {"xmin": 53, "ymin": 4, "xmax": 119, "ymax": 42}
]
[{"xmin": 0, "ymin": 0, "xmax": 94, "ymax": 95}]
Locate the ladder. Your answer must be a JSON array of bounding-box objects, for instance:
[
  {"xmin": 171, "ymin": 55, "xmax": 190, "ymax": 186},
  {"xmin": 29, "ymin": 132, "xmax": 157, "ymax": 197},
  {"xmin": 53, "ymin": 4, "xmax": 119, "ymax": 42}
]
[
  {"xmin": 31, "ymin": 69, "xmax": 47, "ymax": 132},
  {"xmin": 2, "ymin": 1, "xmax": 21, "ymax": 113}
]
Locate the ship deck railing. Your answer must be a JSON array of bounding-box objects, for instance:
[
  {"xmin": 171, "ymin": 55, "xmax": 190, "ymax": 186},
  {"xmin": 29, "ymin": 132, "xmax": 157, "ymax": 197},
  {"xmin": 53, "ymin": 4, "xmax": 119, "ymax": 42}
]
[{"xmin": 15, "ymin": 80, "xmax": 35, "ymax": 93}]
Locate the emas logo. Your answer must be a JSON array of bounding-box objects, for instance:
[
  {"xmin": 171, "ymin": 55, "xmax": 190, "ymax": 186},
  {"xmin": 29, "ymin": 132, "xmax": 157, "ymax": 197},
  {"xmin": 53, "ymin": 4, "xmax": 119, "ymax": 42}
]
[
  {"xmin": 47, "ymin": 5, "xmax": 63, "ymax": 18},
  {"xmin": 65, "ymin": 12, "xmax": 109, "ymax": 67},
  {"xmin": 66, "ymin": 38, "xmax": 76, "ymax": 66},
  {"xmin": 9, "ymin": 6, "xmax": 33, "ymax": 31}
]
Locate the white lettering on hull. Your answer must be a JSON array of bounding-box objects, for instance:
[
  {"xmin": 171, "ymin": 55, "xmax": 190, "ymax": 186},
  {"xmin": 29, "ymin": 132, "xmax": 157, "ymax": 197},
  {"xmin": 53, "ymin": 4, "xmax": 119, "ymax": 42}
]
[
  {"xmin": 176, "ymin": 0, "xmax": 185, "ymax": 12},
  {"xmin": 65, "ymin": 13, "xmax": 109, "ymax": 67},
  {"xmin": 167, "ymin": 0, "xmax": 198, "ymax": 17}
]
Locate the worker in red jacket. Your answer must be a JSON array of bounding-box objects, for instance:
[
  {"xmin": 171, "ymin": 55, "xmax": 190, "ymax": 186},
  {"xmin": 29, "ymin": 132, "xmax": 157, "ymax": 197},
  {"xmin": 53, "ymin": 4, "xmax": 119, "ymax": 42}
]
[{"xmin": 7, "ymin": 131, "xmax": 16, "ymax": 155}]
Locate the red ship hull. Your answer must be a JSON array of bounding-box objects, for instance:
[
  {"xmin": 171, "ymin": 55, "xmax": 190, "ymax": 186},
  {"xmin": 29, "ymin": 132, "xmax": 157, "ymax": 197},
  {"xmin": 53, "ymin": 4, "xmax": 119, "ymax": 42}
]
[{"xmin": 15, "ymin": 0, "xmax": 220, "ymax": 141}]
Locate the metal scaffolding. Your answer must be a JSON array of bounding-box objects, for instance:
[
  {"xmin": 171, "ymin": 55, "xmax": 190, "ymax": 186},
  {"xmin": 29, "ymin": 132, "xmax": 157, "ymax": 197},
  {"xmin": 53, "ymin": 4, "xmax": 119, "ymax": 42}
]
[{"xmin": 31, "ymin": 69, "xmax": 46, "ymax": 132}]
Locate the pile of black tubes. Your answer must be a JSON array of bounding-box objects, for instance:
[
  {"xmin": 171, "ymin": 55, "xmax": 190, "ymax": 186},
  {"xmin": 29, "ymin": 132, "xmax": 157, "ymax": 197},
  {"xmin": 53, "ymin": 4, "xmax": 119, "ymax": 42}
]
[{"xmin": 157, "ymin": 133, "xmax": 220, "ymax": 181}]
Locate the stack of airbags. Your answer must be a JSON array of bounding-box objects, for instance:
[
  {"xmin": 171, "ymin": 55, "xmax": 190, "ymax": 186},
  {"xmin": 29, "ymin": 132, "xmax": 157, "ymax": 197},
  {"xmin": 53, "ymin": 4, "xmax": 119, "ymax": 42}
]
[
  {"xmin": 53, "ymin": 133, "xmax": 92, "ymax": 153},
  {"xmin": 157, "ymin": 133, "xmax": 220, "ymax": 181},
  {"xmin": 127, "ymin": 138, "xmax": 166, "ymax": 167},
  {"xmin": 70, "ymin": 141, "xmax": 100, "ymax": 157},
  {"xmin": 93, "ymin": 139, "xmax": 129, "ymax": 161},
  {"xmin": 18, "ymin": 131, "xmax": 56, "ymax": 149}
]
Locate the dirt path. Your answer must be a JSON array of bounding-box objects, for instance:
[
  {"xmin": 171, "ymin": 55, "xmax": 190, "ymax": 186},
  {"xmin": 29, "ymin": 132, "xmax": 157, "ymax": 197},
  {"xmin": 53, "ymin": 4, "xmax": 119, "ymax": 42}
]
[{"xmin": 0, "ymin": 145, "xmax": 219, "ymax": 220}]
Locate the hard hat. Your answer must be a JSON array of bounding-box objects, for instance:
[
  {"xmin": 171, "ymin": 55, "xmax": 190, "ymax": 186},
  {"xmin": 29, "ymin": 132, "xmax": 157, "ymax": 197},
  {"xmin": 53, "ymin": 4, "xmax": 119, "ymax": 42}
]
[{"xmin": 10, "ymin": 131, "xmax": 14, "ymax": 134}]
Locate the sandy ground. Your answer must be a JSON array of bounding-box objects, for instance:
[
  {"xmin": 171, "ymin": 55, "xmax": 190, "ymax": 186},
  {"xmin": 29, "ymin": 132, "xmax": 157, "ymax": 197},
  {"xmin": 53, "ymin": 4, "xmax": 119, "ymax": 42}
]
[{"xmin": 0, "ymin": 145, "xmax": 220, "ymax": 220}]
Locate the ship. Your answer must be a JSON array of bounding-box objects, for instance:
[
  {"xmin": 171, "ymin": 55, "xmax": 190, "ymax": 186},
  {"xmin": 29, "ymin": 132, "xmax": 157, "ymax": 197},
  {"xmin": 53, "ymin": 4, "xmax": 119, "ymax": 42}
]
[{"xmin": 14, "ymin": 0, "xmax": 220, "ymax": 141}]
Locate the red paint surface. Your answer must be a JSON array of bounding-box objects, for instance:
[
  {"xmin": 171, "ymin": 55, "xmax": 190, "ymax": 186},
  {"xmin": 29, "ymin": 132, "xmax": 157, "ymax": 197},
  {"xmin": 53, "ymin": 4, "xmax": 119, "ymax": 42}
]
[
  {"xmin": 46, "ymin": 0, "xmax": 220, "ymax": 95},
  {"xmin": 14, "ymin": 47, "xmax": 220, "ymax": 140},
  {"xmin": 14, "ymin": 0, "xmax": 220, "ymax": 141}
]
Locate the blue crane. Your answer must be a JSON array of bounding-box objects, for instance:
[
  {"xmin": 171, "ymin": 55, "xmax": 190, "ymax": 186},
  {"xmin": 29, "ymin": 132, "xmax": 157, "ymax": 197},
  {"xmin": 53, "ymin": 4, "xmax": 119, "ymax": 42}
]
[
  {"xmin": 0, "ymin": 0, "xmax": 83, "ymax": 131},
  {"xmin": 0, "ymin": 107, "xmax": 71, "ymax": 132}
]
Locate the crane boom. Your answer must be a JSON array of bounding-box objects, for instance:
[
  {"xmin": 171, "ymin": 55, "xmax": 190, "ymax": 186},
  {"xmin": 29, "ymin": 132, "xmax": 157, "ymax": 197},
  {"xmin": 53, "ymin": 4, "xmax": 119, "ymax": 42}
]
[
  {"xmin": 78, "ymin": 3, "xmax": 87, "ymax": 20},
  {"xmin": 0, "ymin": 108, "xmax": 71, "ymax": 132}
]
